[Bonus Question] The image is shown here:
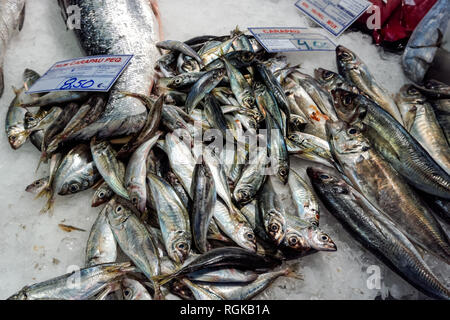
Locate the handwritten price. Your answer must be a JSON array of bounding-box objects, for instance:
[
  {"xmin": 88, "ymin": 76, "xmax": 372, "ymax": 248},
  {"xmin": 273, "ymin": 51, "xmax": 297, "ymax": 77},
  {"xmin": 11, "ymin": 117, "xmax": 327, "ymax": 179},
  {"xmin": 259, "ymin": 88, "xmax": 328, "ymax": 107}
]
[{"xmin": 59, "ymin": 77, "xmax": 95, "ymax": 90}]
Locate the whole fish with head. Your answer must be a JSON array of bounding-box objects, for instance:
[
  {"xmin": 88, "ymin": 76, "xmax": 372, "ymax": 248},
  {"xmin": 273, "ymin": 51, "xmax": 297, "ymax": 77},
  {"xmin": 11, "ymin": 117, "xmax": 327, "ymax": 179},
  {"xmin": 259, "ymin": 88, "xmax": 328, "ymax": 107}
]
[
  {"xmin": 146, "ymin": 173, "xmax": 191, "ymax": 265},
  {"xmin": 288, "ymin": 169, "xmax": 320, "ymax": 226},
  {"xmin": 336, "ymin": 45, "xmax": 404, "ymax": 125},
  {"xmin": 58, "ymin": 0, "xmax": 161, "ymax": 139},
  {"xmin": 314, "ymin": 68, "xmax": 359, "ymax": 94},
  {"xmin": 308, "ymin": 166, "xmax": 450, "ymax": 300},
  {"xmin": 122, "ymin": 278, "xmax": 152, "ymax": 300},
  {"xmin": 106, "ymin": 198, "xmax": 162, "ymax": 299},
  {"xmin": 332, "ymin": 89, "xmax": 450, "ymax": 199},
  {"xmin": 91, "ymin": 181, "xmax": 114, "ymax": 208},
  {"xmin": 327, "ymin": 120, "xmax": 450, "ymax": 262},
  {"xmin": 287, "ymin": 131, "xmax": 334, "ymax": 167},
  {"xmin": 7, "ymin": 262, "xmax": 134, "ymax": 300}
]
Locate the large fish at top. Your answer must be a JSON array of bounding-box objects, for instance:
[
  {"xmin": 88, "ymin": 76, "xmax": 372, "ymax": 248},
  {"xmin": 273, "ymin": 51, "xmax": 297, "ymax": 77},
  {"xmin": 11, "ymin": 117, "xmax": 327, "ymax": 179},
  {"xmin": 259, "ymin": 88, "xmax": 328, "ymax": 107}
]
[
  {"xmin": 57, "ymin": 0, "xmax": 161, "ymax": 139},
  {"xmin": 0, "ymin": 0, "xmax": 26, "ymax": 98}
]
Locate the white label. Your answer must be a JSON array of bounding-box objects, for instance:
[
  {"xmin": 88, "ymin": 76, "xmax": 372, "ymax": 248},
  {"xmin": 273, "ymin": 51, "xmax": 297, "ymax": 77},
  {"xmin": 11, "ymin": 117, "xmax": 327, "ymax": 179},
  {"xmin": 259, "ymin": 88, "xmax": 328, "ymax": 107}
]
[
  {"xmin": 295, "ymin": 0, "xmax": 371, "ymax": 37},
  {"xmin": 27, "ymin": 54, "xmax": 133, "ymax": 94},
  {"xmin": 248, "ymin": 27, "xmax": 336, "ymax": 52}
]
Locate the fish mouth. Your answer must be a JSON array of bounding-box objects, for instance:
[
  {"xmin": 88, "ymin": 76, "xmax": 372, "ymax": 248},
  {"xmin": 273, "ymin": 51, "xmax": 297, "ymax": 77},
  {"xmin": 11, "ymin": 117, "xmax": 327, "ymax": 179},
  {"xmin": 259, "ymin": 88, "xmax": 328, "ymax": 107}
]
[{"xmin": 325, "ymin": 120, "xmax": 345, "ymax": 138}]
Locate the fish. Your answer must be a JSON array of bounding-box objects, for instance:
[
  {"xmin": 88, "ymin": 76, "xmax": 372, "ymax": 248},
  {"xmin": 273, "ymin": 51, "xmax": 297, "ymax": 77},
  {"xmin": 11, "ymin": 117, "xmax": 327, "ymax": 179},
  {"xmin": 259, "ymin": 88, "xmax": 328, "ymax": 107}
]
[
  {"xmin": 125, "ymin": 132, "xmax": 163, "ymax": 213},
  {"xmin": 36, "ymin": 153, "xmax": 63, "ymax": 213},
  {"xmin": 185, "ymin": 68, "xmax": 226, "ymax": 113},
  {"xmin": 181, "ymin": 278, "xmax": 224, "ymax": 300},
  {"xmin": 223, "ymin": 57, "xmax": 255, "ymax": 110},
  {"xmin": 430, "ymin": 98, "xmax": 450, "ymax": 144},
  {"xmin": 58, "ymin": 0, "xmax": 161, "ymax": 139},
  {"xmin": 5, "ymin": 69, "xmax": 40, "ymax": 149},
  {"xmin": 332, "ymin": 89, "xmax": 450, "ymax": 199},
  {"xmin": 327, "ymin": 120, "xmax": 450, "ymax": 262},
  {"xmin": 254, "ymin": 81, "xmax": 285, "ymax": 134},
  {"xmin": 25, "ymin": 177, "xmax": 49, "ymax": 196},
  {"xmin": 146, "ymin": 173, "xmax": 191, "ymax": 265},
  {"xmin": 307, "ymin": 166, "xmax": 450, "ymax": 300},
  {"xmin": 288, "ymin": 169, "xmax": 320, "ymax": 226},
  {"xmin": 153, "ymin": 246, "xmax": 281, "ymax": 286},
  {"xmin": 157, "ymin": 40, "xmax": 203, "ymax": 66},
  {"xmin": 213, "ymin": 199, "xmax": 257, "ymax": 252},
  {"xmin": 396, "ymin": 85, "xmax": 450, "ymax": 175},
  {"xmin": 187, "ymin": 268, "xmax": 258, "ymax": 284},
  {"xmin": 336, "ymin": 45, "xmax": 404, "ymax": 125},
  {"xmin": 0, "ymin": 0, "xmax": 26, "ymax": 97},
  {"xmin": 91, "ymin": 138, "xmax": 129, "ymax": 200},
  {"xmin": 314, "ymin": 68, "xmax": 359, "ymax": 94},
  {"xmin": 191, "ymin": 158, "xmax": 217, "ymax": 253},
  {"xmin": 7, "ymin": 262, "xmax": 134, "ymax": 300},
  {"xmin": 85, "ymin": 206, "xmax": 117, "ymax": 267},
  {"xmin": 266, "ymin": 113, "xmax": 289, "ymax": 184},
  {"xmin": 199, "ymin": 267, "xmax": 301, "ymax": 300},
  {"xmin": 53, "ymin": 144, "xmax": 99, "ymax": 196},
  {"xmin": 122, "ymin": 278, "xmax": 152, "ymax": 300},
  {"xmin": 402, "ymin": 0, "xmax": 449, "ymax": 84},
  {"xmin": 287, "ymin": 131, "xmax": 334, "ymax": 167},
  {"xmin": 106, "ymin": 198, "xmax": 162, "ymax": 299}
]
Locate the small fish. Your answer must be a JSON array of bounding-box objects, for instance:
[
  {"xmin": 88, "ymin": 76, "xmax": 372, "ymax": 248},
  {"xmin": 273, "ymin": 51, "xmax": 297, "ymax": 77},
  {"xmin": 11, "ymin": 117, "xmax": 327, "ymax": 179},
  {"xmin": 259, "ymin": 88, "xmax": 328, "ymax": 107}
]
[
  {"xmin": 185, "ymin": 68, "xmax": 226, "ymax": 113},
  {"xmin": 122, "ymin": 278, "xmax": 152, "ymax": 300},
  {"xmin": 91, "ymin": 181, "xmax": 115, "ymax": 207},
  {"xmin": 58, "ymin": 224, "xmax": 86, "ymax": 233},
  {"xmin": 288, "ymin": 169, "xmax": 320, "ymax": 226},
  {"xmin": 25, "ymin": 177, "xmax": 49, "ymax": 196},
  {"xmin": 157, "ymin": 40, "xmax": 203, "ymax": 66}
]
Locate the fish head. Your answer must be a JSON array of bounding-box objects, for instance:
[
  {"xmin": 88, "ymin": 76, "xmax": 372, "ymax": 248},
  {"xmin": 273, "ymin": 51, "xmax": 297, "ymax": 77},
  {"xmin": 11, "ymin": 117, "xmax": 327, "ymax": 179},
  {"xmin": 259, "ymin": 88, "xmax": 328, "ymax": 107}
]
[
  {"xmin": 235, "ymin": 50, "xmax": 256, "ymax": 65},
  {"xmin": 24, "ymin": 111, "xmax": 39, "ymax": 129},
  {"xmin": 326, "ymin": 120, "xmax": 370, "ymax": 155},
  {"xmin": 167, "ymin": 231, "xmax": 191, "ymax": 265},
  {"xmin": 314, "ymin": 68, "xmax": 337, "ymax": 84},
  {"xmin": 307, "ymin": 226, "xmax": 337, "ymax": 251},
  {"xmin": 276, "ymin": 161, "xmax": 289, "ymax": 184},
  {"xmin": 265, "ymin": 210, "xmax": 286, "ymax": 246},
  {"xmin": 233, "ymin": 185, "xmax": 253, "ymax": 205},
  {"xmin": 92, "ymin": 185, "xmax": 113, "ymax": 207},
  {"xmin": 336, "ymin": 45, "xmax": 359, "ymax": 71},
  {"xmin": 282, "ymin": 228, "xmax": 309, "ymax": 252},
  {"xmin": 331, "ymin": 89, "xmax": 365, "ymax": 124},
  {"xmin": 398, "ymin": 85, "xmax": 426, "ymax": 104},
  {"xmin": 306, "ymin": 167, "xmax": 350, "ymax": 197},
  {"xmin": 105, "ymin": 197, "xmax": 133, "ymax": 228},
  {"xmin": 25, "ymin": 177, "xmax": 48, "ymax": 194},
  {"xmin": 57, "ymin": 165, "xmax": 96, "ymax": 195},
  {"xmin": 167, "ymin": 75, "xmax": 188, "ymax": 89},
  {"xmin": 7, "ymin": 127, "xmax": 29, "ymax": 150},
  {"xmin": 235, "ymin": 223, "xmax": 257, "ymax": 252},
  {"xmin": 7, "ymin": 288, "xmax": 28, "ymax": 300},
  {"xmin": 121, "ymin": 278, "xmax": 147, "ymax": 300},
  {"xmin": 242, "ymin": 94, "xmax": 256, "ymax": 109}
]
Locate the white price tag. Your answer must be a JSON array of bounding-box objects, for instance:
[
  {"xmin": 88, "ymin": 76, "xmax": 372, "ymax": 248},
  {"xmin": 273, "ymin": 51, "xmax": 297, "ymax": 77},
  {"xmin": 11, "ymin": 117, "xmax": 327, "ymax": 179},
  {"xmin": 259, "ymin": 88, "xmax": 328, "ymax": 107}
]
[
  {"xmin": 248, "ymin": 27, "xmax": 336, "ymax": 52},
  {"xmin": 295, "ymin": 0, "xmax": 371, "ymax": 37},
  {"xmin": 27, "ymin": 54, "xmax": 133, "ymax": 94}
]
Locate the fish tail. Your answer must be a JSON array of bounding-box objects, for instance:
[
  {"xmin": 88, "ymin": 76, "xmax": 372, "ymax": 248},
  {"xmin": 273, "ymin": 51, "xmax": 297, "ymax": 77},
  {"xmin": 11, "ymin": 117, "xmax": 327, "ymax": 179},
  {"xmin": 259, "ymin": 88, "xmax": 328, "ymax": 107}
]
[
  {"xmin": 151, "ymin": 273, "xmax": 176, "ymax": 286},
  {"xmin": 39, "ymin": 195, "xmax": 55, "ymax": 215},
  {"xmin": 152, "ymin": 283, "xmax": 165, "ymax": 300}
]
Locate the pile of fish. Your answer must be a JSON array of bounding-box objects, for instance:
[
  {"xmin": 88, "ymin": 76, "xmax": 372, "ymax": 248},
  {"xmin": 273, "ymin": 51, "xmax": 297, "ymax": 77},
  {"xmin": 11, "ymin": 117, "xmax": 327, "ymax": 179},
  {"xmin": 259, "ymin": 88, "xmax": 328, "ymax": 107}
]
[{"xmin": 3, "ymin": 3, "xmax": 450, "ymax": 299}]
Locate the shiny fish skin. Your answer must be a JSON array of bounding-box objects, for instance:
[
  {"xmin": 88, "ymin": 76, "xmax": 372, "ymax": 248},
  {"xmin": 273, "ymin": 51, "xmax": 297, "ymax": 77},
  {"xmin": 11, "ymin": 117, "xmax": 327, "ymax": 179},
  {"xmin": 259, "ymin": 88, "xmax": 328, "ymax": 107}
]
[
  {"xmin": 314, "ymin": 68, "xmax": 359, "ymax": 94},
  {"xmin": 106, "ymin": 198, "xmax": 162, "ymax": 298},
  {"xmin": 25, "ymin": 177, "xmax": 49, "ymax": 196},
  {"xmin": 7, "ymin": 262, "xmax": 134, "ymax": 300},
  {"xmin": 223, "ymin": 58, "xmax": 255, "ymax": 110},
  {"xmin": 57, "ymin": 161, "xmax": 99, "ymax": 196},
  {"xmin": 185, "ymin": 68, "xmax": 226, "ymax": 114},
  {"xmin": 431, "ymin": 99, "xmax": 450, "ymax": 144},
  {"xmin": 181, "ymin": 278, "xmax": 224, "ymax": 300},
  {"xmin": 336, "ymin": 45, "xmax": 404, "ymax": 125},
  {"xmin": 191, "ymin": 159, "xmax": 217, "ymax": 253},
  {"xmin": 0, "ymin": 0, "xmax": 26, "ymax": 97},
  {"xmin": 91, "ymin": 139, "xmax": 129, "ymax": 200},
  {"xmin": 58, "ymin": 0, "xmax": 161, "ymax": 139},
  {"xmin": 91, "ymin": 181, "xmax": 114, "ymax": 208},
  {"xmin": 258, "ymin": 181, "xmax": 286, "ymax": 246},
  {"xmin": 125, "ymin": 132, "xmax": 162, "ymax": 213},
  {"xmin": 146, "ymin": 173, "xmax": 191, "ymax": 265},
  {"xmin": 286, "ymin": 131, "xmax": 334, "ymax": 167},
  {"xmin": 188, "ymin": 268, "xmax": 258, "ymax": 284},
  {"xmin": 157, "ymin": 40, "xmax": 203, "ymax": 66},
  {"xmin": 266, "ymin": 113, "xmax": 289, "ymax": 184},
  {"xmin": 288, "ymin": 169, "xmax": 320, "ymax": 226},
  {"xmin": 402, "ymin": 0, "xmax": 449, "ymax": 84},
  {"xmin": 5, "ymin": 69, "xmax": 40, "ymax": 150},
  {"xmin": 85, "ymin": 206, "xmax": 117, "ymax": 267},
  {"xmin": 308, "ymin": 167, "xmax": 450, "ymax": 300},
  {"xmin": 328, "ymin": 120, "xmax": 450, "ymax": 262},
  {"xmin": 396, "ymin": 85, "xmax": 450, "ymax": 175},
  {"xmin": 333, "ymin": 89, "xmax": 450, "ymax": 199}
]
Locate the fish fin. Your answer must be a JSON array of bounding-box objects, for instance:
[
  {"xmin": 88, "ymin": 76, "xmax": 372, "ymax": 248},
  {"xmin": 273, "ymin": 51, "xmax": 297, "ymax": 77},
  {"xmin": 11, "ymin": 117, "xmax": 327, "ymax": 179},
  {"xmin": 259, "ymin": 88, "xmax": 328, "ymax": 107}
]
[
  {"xmin": 152, "ymin": 284, "xmax": 165, "ymax": 300},
  {"xmin": 365, "ymin": 127, "xmax": 401, "ymax": 162},
  {"xmin": 39, "ymin": 195, "xmax": 55, "ymax": 215},
  {"xmin": 18, "ymin": 4, "xmax": 26, "ymax": 31},
  {"xmin": 151, "ymin": 272, "xmax": 177, "ymax": 286},
  {"xmin": 407, "ymin": 236, "xmax": 450, "ymax": 265}
]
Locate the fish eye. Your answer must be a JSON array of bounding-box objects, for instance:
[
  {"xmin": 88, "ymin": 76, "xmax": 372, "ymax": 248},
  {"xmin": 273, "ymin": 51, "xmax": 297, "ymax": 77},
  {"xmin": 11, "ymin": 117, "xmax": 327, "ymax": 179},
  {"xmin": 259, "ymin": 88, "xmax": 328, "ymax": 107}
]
[
  {"xmin": 98, "ymin": 191, "xmax": 105, "ymax": 198},
  {"xmin": 288, "ymin": 236, "xmax": 298, "ymax": 245},
  {"xmin": 269, "ymin": 224, "xmax": 279, "ymax": 232},
  {"xmin": 132, "ymin": 197, "xmax": 138, "ymax": 204},
  {"xmin": 319, "ymin": 174, "xmax": 330, "ymax": 179},
  {"xmin": 10, "ymin": 135, "xmax": 16, "ymax": 141},
  {"xmin": 278, "ymin": 167, "xmax": 287, "ymax": 177},
  {"xmin": 177, "ymin": 242, "xmax": 186, "ymax": 250},
  {"xmin": 407, "ymin": 87, "xmax": 418, "ymax": 95},
  {"xmin": 321, "ymin": 235, "xmax": 329, "ymax": 241},
  {"xmin": 123, "ymin": 289, "xmax": 131, "ymax": 297},
  {"xmin": 70, "ymin": 184, "xmax": 80, "ymax": 193},
  {"xmin": 341, "ymin": 52, "xmax": 351, "ymax": 60},
  {"xmin": 175, "ymin": 78, "xmax": 182, "ymax": 84},
  {"xmin": 348, "ymin": 128, "xmax": 357, "ymax": 134},
  {"xmin": 343, "ymin": 95, "xmax": 352, "ymax": 105},
  {"xmin": 116, "ymin": 205, "xmax": 123, "ymax": 213},
  {"xmin": 35, "ymin": 181, "xmax": 41, "ymax": 186},
  {"xmin": 245, "ymin": 232, "xmax": 255, "ymax": 241}
]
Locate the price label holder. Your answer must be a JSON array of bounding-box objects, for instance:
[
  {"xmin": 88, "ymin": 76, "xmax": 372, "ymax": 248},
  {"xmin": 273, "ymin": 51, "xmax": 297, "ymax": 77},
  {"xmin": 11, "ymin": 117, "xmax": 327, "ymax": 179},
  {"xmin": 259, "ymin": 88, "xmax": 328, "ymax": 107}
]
[
  {"xmin": 248, "ymin": 27, "xmax": 336, "ymax": 53},
  {"xmin": 295, "ymin": 0, "xmax": 371, "ymax": 37},
  {"xmin": 26, "ymin": 54, "xmax": 133, "ymax": 94}
]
